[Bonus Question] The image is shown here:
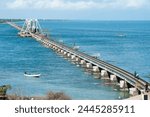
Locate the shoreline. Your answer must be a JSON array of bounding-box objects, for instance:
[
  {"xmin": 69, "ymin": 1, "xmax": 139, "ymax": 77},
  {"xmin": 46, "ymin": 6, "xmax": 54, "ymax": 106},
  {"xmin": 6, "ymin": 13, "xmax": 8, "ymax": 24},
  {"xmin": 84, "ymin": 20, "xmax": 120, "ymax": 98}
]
[{"xmin": 0, "ymin": 91, "xmax": 71, "ymax": 100}]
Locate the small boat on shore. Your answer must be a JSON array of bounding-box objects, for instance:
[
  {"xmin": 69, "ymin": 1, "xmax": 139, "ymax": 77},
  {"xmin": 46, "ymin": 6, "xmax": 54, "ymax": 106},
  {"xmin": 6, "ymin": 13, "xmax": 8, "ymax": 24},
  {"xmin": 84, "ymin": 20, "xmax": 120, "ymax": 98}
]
[{"xmin": 24, "ymin": 72, "xmax": 41, "ymax": 78}]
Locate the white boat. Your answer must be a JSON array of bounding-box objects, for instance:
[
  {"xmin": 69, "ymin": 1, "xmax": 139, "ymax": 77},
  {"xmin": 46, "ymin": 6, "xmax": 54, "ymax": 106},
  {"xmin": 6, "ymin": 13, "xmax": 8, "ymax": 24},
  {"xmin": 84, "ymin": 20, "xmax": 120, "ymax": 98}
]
[{"xmin": 24, "ymin": 72, "xmax": 41, "ymax": 77}]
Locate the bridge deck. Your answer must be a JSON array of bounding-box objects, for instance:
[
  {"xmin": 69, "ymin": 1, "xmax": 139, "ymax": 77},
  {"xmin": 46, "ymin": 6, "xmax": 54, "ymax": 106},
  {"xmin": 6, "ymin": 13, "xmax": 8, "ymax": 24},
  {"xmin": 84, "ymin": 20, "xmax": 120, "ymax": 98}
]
[{"xmin": 7, "ymin": 22, "xmax": 150, "ymax": 92}]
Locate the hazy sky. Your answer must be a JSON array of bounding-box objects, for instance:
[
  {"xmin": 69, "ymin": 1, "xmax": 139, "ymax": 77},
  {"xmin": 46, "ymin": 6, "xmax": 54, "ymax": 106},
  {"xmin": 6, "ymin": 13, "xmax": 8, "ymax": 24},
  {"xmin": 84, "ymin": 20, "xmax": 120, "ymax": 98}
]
[{"xmin": 0, "ymin": 0, "xmax": 150, "ymax": 20}]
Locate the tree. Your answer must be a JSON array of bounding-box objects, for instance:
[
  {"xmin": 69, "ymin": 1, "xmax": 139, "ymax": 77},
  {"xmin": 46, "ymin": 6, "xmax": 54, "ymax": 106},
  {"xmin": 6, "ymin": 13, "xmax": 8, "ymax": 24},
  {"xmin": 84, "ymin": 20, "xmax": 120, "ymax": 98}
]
[{"xmin": 0, "ymin": 85, "xmax": 11, "ymax": 96}]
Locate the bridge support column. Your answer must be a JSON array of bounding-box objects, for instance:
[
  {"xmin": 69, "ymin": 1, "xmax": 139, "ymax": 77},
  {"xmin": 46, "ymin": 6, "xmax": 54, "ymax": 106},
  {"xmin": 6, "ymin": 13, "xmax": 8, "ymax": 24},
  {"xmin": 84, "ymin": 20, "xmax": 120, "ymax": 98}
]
[
  {"xmin": 129, "ymin": 88, "xmax": 139, "ymax": 96},
  {"xmin": 101, "ymin": 70, "xmax": 109, "ymax": 79},
  {"xmin": 80, "ymin": 60, "xmax": 86, "ymax": 67},
  {"xmin": 63, "ymin": 51, "xmax": 67, "ymax": 56},
  {"xmin": 67, "ymin": 53, "xmax": 71, "ymax": 58},
  {"xmin": 110, "ymin": 75, "xmax": 117, "ymax": 81},
  {"xmin": 55, "ymin": 47, "xmax": 58, "ymax": 50},
  {"xmin": 71, "ymin": 55, "xmax": 76, "ymax": 60},
  {"xmin": 92, "ymin": 66, "xmax": 100, "ymax": 79},
  {"xmin": 47, "ymin": 43, "xmax": 51, "ymax": 48},
  {"xmin": 48, "ymin": 44, "xmax": 52, "ymax": 48},
  {"xmin": 86, "ymin": 63, "xmax": 93, "ymax": 69},
  {"xmin": 42, "ymin": 42, "xmax": 48, "ymax": 48},
  {"xmin": 57, "ymin": 48, "xmax": 61, "ymax": 52},
  {"xmin": 120, "ymin": 80, "xmax": 128, "ymax": 90},
  {"xmin": 60, "ymin": 50, "xmax": 64, "ymax": 54},
  {"xmin": 75, "ymin": 57, "xmax": 81, "ymax": 63},
  {"xmin": 93, "ymin": 66, "xmax": 100, "ymax": 73},
  {"xmin": 54, "ymin": 46, "xmax": 58, "ymax": 50},
  {"xmin": 52, "ymin": 46, "xmax": 55, "ymax": 49},
  {"xmin": 70, "ymin": 55, "xmax": 76, "ymax": 63},
  {"xmin": 48, "ymin": 43, "xmax": 52, "ymax": 46}
]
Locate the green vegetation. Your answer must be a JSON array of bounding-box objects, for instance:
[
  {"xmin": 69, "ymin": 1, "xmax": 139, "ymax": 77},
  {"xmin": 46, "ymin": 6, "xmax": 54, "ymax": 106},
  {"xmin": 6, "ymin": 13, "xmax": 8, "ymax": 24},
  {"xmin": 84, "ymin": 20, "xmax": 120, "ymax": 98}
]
[{"xmin": 0, "ymin": 85, "xmax": 11, "ymax": 95}]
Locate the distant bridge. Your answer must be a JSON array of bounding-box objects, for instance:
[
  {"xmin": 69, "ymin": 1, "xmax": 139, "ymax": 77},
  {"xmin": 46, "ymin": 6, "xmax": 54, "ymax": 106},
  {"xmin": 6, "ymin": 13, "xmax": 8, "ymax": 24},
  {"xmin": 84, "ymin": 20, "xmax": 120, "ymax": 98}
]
[{"xmin": 7, "ymin": 21, "xmax": 150, "ymax": 97}]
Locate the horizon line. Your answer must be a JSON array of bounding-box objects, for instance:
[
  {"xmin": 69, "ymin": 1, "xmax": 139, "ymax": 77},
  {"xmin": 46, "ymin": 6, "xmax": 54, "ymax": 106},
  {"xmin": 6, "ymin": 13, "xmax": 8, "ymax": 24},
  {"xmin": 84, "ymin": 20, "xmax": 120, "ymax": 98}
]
[{"xmin": 1, "ymin": 18, "xmax": 150, "ymax": 21}]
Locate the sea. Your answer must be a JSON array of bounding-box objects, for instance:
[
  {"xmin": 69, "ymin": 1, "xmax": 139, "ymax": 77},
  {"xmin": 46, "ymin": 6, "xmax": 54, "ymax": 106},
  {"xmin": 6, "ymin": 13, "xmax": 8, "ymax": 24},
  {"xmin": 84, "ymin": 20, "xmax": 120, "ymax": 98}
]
[{"xmin": 0, "ymin": 20, "xmax": 150, "ymax": 100}]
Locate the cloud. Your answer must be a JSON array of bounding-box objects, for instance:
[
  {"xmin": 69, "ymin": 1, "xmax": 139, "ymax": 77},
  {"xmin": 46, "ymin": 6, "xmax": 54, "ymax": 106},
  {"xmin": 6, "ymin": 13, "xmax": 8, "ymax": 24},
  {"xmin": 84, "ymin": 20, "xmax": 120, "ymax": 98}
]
[
  {"xmin": 6, "ymin": 0, "xmax": 150, "ymax": 10},
  {"xmin": 123, "ymin": 0, "xmax": 147, "ymax": 8}
]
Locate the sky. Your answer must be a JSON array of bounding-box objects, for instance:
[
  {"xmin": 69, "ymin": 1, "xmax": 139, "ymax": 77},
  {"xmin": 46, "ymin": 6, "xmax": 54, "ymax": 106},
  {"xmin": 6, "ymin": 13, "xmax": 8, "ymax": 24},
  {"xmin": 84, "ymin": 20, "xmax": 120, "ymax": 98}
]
[{"xmin": 0, "ymin": 0, "xmax": 150, "ymax": 20}]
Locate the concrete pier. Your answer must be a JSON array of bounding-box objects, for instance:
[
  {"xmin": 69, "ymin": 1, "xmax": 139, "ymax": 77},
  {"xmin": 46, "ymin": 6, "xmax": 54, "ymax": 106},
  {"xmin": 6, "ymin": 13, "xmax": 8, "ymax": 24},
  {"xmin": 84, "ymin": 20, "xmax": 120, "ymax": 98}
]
[
  {"xmin": 71, "ymin": 55, "xmax": 76, "ymax": 60},
  {"xmin": 53, "ymin": 46, "xmax": 57, "ymax": 49},
  {"xmin": 67, "ymin": 53, "xmax": 71, "ymax": 58},
  {"xmin": 92, "ymin": 66, "xmax": 100, "ymax": 73},
  {"xmin": 120, "ymin": 80, "xmax": 128, "ymax": 89},
  {"xmin": 110, "ymin": 75, "xmax": 117, "ymax": 81},
  {"xmin": 57, "ymin": 48, "xmax": 61, "ymax": 52},
  {"xmin": 80, "ymin": 60, "xmax": 86, "ymax": 67},
  {"xmin": 129, "ymin": 88, "xmax": 139, "ymax": 96},
  {"xmin": 75, "ymin": 57, "xmax": 81, "ymax": 63},
  {"xmin": 101, "ymin": 70, "xmax": 109, "ymax": 79},
  {"xmin": 60, "ymin": 50, "xmax": 64, "ymax": 54},
  {"xmin": 86, "ymin": 63, "xmax": 93, "ymax": 69},
  {"xmin": 63, "ymin": 51, "xmax": 67, "ymax": 56}
]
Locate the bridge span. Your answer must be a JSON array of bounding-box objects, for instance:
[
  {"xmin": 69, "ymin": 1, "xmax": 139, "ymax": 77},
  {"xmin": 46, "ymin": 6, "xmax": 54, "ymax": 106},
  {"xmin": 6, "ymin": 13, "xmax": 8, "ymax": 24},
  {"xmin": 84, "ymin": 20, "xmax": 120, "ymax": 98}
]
[{"xmin": 7, "ymin": 21, "xmax": 150, "ymax": 97}]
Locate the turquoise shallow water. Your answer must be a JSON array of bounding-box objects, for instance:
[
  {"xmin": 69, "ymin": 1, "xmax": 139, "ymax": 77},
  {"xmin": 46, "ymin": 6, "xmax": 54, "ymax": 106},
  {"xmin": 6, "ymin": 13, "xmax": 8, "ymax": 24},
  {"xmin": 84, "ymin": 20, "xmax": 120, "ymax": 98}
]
[{"xmin": 0, "ymin": 20, "xmax": 150, "ymax": 99}]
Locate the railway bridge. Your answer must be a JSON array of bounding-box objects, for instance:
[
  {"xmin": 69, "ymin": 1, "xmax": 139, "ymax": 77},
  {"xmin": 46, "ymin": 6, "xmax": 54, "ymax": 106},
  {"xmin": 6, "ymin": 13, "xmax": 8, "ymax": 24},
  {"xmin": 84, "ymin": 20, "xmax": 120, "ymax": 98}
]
[{"xmin": 7, "ymin": 20, "xmax": 150, "ymax": 97}]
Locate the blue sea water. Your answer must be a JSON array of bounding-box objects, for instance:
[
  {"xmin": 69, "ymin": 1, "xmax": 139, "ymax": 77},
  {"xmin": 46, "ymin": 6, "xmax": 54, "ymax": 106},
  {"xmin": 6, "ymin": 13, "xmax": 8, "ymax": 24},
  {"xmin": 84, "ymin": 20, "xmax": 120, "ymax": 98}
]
[{"xmin": 0, "ymin": 20, "xmax": 150, "ymax": 99}]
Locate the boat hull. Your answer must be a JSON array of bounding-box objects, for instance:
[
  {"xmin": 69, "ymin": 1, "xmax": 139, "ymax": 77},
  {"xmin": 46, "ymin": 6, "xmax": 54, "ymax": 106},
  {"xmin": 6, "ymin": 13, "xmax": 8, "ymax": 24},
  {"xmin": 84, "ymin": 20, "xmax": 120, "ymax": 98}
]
[{"xmin": 24, "ymin": 74, "xmax": 41, "ymax": 77}]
